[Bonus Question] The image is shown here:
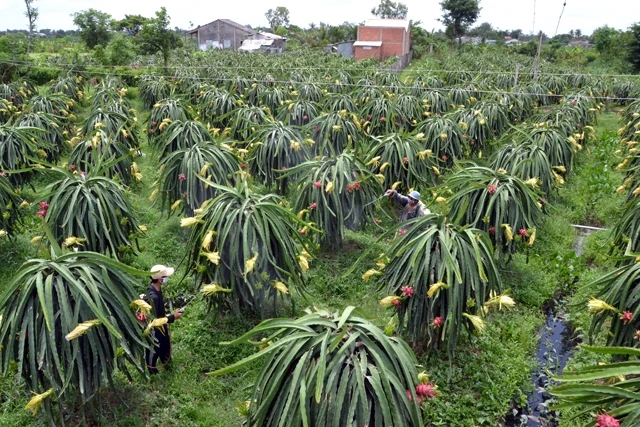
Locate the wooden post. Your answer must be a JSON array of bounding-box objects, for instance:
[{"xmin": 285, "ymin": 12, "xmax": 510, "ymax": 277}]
[{"xmin": 533, "ymin": 32, "xmax": 543, "ymax": 82}]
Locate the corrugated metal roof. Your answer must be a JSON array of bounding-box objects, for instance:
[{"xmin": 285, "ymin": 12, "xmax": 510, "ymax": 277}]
[
  {"xmin": 354, "ymin": 40, "xmax": 383, "ymax": 47},
  {"xmin": 239, "ymin": 39, "xmax": 275, "ymax": 51},
  {"xmin": 219, "ymin": 19, "xmax": 256, "ymax": 33},
  {"xmin": 364, "ymin": 19, "xmax": 410, "ymax": 30},
  {"xmin": 185, "ymin": 19, "xmax": 255, "ymax": 35}
]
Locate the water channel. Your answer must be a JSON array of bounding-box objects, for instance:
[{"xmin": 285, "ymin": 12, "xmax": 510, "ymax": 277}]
[{"xmin": 503, "ymin": 226, "xmax": 598, "ymax": 426}]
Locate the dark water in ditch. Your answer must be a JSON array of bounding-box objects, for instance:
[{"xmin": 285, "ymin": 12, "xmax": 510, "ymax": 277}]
[{"xmin": 503, "ymin": 229, "xmax": 593, "ymax": 426}]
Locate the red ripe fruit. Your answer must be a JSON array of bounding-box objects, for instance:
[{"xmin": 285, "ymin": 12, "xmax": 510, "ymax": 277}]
[
  {"xmin": 352, "ymin": 182, "xmax": 361, "ymax": 191},
  {"xmin": 69, "ymin": 165, "xmax": 76, "ymax": 171},
  {"xmin": 441, "ymin": 155, "xmax": 448, "ymax": 161},
  {"xmin": 309, "ymin": 202, "xmax": 317, "ymax": 210},
  {"xmin": 487, "ymin": 184, "xmax": 497, "ymax": 195},
  {"xmin": 406, "ymin": 390, "xmax": 423, "ymax": 405},
  {"xmin": 620, "ymin": 311, "xmax": 633, "ymax": 324},
  {"xmin": 313, "ymin": 181, "xmax": 322, "ymax": 189},
  {"xmin": 391, "ymin": 298, "xmax": 401, "ymax": 307},
  {"xmin": 303, "ymin": 115, "xmax": 308, "ymax": 121},
  {"xmin": 398, "ymin": 229, "xmax": 407, "ymax": 236},
  {"xmin": 178, "ymin": 174, "xmax": 187, "ymax": 181},
  {"xmin": 401, "ymin": 286, "xmax": 414, "ymax": 297},
  {"xmin": 518, "ymin": 228, "xmax": 528, "ymax": 237},
  {"xmin": 152, "ymin": 121, "xmax": 157, "ymax": 126},
  {"xmin": 489, "ymin": 226, "xmax": 496, "ymax": 235},
  {"xmin": 380, "ymin": 117, "xmax": 386, "ymax": 122},
  {"xmin": 596, "ymin": 413, "xmax": 620, "ymax": 427},
  {"xmin": 416, "ymin": 383, "xmax": 437, "ymax": 399},
  {"xmin": 402, "ymin": 156, "xmax": 409, "ymax": 165},
  {"xmin": 432, "ymin": 317, "xmax": 443, "ymax": 328},
  {"xmin": 240, "ymin": 163, "xmax": 247, "ymax": 170}
]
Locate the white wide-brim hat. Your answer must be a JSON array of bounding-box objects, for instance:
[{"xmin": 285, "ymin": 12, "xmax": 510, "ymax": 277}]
[{"xmin": 150, "ymin": 265, "xmax": 175, "ymax": 280}]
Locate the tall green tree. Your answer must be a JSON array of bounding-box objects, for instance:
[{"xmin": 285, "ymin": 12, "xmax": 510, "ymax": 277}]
[
  {"xmin": 265, "ymin": 7, "xmax": 290, "ymax": 31},
  {"xmin": 591, "ymin": 25, "xmax": 622, "ymax": 54},
  {"xmin": 371, "ymin": 0, "xmax": 408, "ymax": 19},
  {"xmin": 72, "ymin": 9, "xmax": 112, "ymax": 49},
  {"xmin": 440, "ymin": 0, "xmax": 481, "ymax": 43},
  {"xmin": 628, "ymin": 23, "xmax": 640, "ymax": 72},
  {"xmin": 24, "ymin": 0, "xmax": 38, "ymax": 55},
  {"xmin": 113, "ymin": 14, "xmax": 149, "ymax": 36},
  {"xmin": 137, "ymin": 7, "xmax": 182, "ymax": 69}
]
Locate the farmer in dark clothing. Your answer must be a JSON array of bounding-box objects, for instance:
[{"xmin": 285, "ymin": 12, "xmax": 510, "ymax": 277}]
[
  {"xmin": 385, "ymin": 189, "xmax": 429, "ymax": 230},
  {"xmin": 145, "ymin": 264, "xmax": 182, "ymax": 374}
]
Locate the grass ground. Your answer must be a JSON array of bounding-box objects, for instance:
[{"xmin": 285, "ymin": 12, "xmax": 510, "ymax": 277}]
[{"xmin": 0, "ymin": 89, "xmax": 626, "ymax": 425}]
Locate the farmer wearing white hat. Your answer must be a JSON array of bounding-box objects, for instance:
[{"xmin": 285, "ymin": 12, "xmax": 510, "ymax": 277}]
[
  {"xmin": 385, "ymin": 189, "xmax": 429, "ymax": 230},
  {"xmin": 145, "ymin": 264, "xmax": 182, "ymax": 374}
]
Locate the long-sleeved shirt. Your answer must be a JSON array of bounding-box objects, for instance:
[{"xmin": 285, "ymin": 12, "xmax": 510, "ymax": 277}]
[
  {"xmin": 147, "ymin": 284, "xmax": 175, "ymax": 325},
  {"xmin": 390, "ymin": 191, "xmax": 428, "ymax": 224}
]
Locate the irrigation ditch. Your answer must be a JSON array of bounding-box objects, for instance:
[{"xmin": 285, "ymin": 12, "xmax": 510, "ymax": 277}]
[{"xmin": 504, "ymin": 225, "xmax": 601, "ymax": 426}]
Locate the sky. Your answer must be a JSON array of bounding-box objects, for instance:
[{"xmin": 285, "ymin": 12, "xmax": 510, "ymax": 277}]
[{"xmin": 0, "ymin": 0, "xmax": 635, "ymax": 36}]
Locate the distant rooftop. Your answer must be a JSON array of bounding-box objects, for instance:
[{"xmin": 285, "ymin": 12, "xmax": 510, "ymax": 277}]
[
  {"xmin": 364, "ymin": 19, "xmax": 410, "ymax": 31},
  {"xmin": 186, "ymin": 19, "xmax": 255, "ymax": 35}
]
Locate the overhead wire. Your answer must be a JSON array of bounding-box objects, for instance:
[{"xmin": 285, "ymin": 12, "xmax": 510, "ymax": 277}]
[{"xmin": 554, "ymin": 1, "xmax": 568, "ymax": 37}]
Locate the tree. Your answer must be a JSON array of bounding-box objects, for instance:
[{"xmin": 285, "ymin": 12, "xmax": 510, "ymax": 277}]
[
  {"xmin": 575, "ymin": 28, "xmax": 582, "ymax": 38},
  {"xmin": 113, "ymin": 14, "xmax": 149, "ymax": 36},
  {"xmin": 469, "ymin": 22, "xmax": 498, "ymax": 42},
  {"xmin": 24, "ymin": 0, "xmax": 38, "ymax": 55},
  {"xmin": 137, "ymin": 7, "xmax": 182, "ymax": 69},
  {"xmin": 371, "ymin": 0, "xmax": 408, "ymax": 19},
  {"xmin": 439, "ymin": 0, "xmax": 481, "ymax": 43},
  {"xmin": 265, "ymin": 7, "xmax": 290, "ymax": 31},
  {"xmin": 509, "ymin": 29, "xmax": 523, "ymax": 39},
  {"xmin": 628, "ymin": 23, "xmax": 640, "ymax": 72},
  {"xmin": 72, "ymin": 9, "xmax": 112, "ymax": 49},
  {"xmin": 591, "ymin": 25, "xmax": 621, "ymax": 54}
]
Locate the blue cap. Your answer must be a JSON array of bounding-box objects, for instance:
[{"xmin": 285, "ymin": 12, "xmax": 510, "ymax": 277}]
[{"xmin": 409, "ymin": 191, "xmax": 421, "ymax": 201}]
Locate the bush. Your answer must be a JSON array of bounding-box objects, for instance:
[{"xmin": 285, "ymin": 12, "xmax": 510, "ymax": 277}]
[{"xmin": 210, "ymin": 307, "xmax": 426, "ymax": 427}]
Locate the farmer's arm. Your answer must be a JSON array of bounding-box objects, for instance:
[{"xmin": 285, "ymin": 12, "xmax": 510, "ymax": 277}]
[{"xmin": 386, "ymin": 189, "xmax": 409, "ymax": 207}]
